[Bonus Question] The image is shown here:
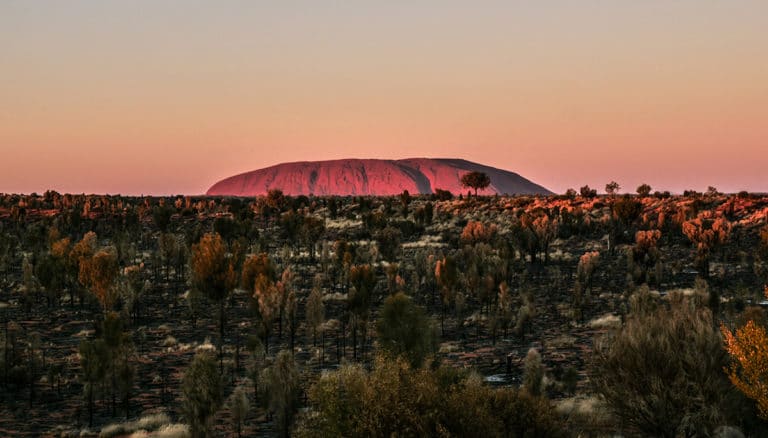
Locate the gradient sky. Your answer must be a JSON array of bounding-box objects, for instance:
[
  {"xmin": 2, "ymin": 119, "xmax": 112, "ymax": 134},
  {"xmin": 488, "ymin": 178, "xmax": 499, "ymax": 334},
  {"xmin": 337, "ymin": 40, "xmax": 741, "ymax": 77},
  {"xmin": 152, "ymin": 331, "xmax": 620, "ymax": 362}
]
[{"xmin": 2, "ymin": 1, "xmax": 767, "ymax": 195}]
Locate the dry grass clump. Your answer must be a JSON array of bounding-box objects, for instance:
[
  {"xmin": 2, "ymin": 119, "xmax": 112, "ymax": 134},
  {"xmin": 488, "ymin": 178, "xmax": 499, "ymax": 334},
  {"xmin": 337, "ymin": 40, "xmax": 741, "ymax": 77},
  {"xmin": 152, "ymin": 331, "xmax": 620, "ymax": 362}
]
[
  {"xmin": 196, "ymin": 337, "xmax": 216, "ymax": 352},
  {"xmin": 556, "ymin": 396, "xmax": 613, "ymax": 432},
  {"xmin": 98, "ymin": 413, "xmax": 177, "ymax": 437},
  {"xmin": 129, "ymin": 424, "xmax": 189, "ymax": 438},
  {"xmin": 588, "ymin": 314, "xmax": 621, "ymax": 329},
  {"xmin": 160, "ymin": 335, "xmax": 178, "ymax": 347},
  {"xmin": 325, "ymin": 218, "xmax": 362, "ymax": 229}
]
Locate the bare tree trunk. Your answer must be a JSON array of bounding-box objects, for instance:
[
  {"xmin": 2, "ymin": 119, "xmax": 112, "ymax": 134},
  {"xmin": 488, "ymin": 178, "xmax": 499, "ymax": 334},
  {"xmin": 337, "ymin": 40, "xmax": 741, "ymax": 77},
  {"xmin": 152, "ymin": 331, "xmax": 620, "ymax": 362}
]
[
  {"xmin": 219, "ymin": 300, "xmax": 225, "ymax": 374},
  {"xmin": 88, "ymin": 384, "xmax": 94, "ymax": 427}
]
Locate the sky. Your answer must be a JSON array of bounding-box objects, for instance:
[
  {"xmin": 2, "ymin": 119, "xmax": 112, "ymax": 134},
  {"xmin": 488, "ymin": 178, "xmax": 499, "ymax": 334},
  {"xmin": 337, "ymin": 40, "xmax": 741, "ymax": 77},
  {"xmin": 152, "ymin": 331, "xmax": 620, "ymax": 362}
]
[{"xmin": 1, "ymin": 1, "xmax": 767, "ymax": 195}]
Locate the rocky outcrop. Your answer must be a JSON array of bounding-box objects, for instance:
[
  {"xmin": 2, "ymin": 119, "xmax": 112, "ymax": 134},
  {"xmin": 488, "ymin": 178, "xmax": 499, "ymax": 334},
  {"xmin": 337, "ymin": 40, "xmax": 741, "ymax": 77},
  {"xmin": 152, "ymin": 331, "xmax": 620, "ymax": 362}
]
[{"xmin": 206, "ymin": 158, "xmax": 551, "ymax": 196}]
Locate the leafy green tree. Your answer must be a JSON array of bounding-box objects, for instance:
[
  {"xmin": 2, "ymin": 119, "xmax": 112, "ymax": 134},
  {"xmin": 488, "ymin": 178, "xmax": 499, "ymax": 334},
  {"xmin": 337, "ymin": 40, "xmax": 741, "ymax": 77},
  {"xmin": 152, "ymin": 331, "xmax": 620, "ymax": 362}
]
[
  {"xmin": 186, "ymin": 287, "xmax": 205, "ymax": 329},
  {"xmin": 579, "ymin": 185, "xmax": 597, "ymax": 198},
  {"xmin": 592, "ymin": 296, "xmax": 745, "ymax": 437},
  {"xmin": 119, "ymin": 264, "xmax": 146, "ymax": 324},
  {"xmin": 261, "ymin": 350, "xmax": 300, "ymax": 438},
  {"xmin": 300, "ymin": 215, "xmax": 325, "ymax": 261},
  {"xmin": 245, "ymin": 335, "xmax": 266, "ymax": 400},
  {"xmin": 297, "ymin": 355, "xmax": 564, "ymax": 437},
  {"xmin": 435, "ymin": 255, "xmax": 459, "ymax": 335},
  {"xmin": 285, "ymin": 284, "xmax": 298, "ymax": 354},
  {"xmin": 158, "ymin": 232, "xmax": 179, "ymax": 282},
  {"xmin": 377, "ymin": 292, "xmax": 435, "ymax": 368},
  {"xmin": 152, "ymin": 205, "xmax": 174, "ymax": 233},
  {"xmin": 79, "ymin": 338, "xmax": 108, "ymax": 427},
  {"xmin": 181, "ymin": 351, "xmax": 224, "ymax": 438},
  {"xmin": 460, "ymin": 171, "xmax": 491, "ymax": 196},
  {"xmin": 605, "ymin": 180, "xmax": 620, "ymax": 195},
  {"xmin": 374, "ymin": 226, "xmax": 402, "ymax": 261},
  {"xmin": 101, "ymin": 312, "xmax": 134, "ymax": 418},
  {"xmin": 636, "ymin": 183, "xmax": 652, "ymax": 197},
  {"xmin": 35, "ymin": 251, "xmax": 66, "ymax": 307},
  {"xmin": 228, "ymin": 385, "xmax": 250, "ymax": 438},
  {"xmin": 348, "ymin": 264, "xmax": 376, "ymax": 360}
]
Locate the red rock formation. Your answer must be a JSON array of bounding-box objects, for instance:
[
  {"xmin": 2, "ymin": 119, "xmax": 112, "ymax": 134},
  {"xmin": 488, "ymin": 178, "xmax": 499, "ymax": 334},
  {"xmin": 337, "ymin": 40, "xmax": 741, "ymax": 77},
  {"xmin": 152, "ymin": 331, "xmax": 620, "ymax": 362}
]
[{"xmin": 206, "ymin": 158, "xmax": 551, "ymax": 196}]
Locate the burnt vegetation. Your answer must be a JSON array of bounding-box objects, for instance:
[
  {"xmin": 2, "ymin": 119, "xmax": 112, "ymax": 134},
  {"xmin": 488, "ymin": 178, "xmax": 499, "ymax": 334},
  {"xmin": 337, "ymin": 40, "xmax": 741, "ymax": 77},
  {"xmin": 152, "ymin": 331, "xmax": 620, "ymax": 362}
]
[{"xmin": 2, "ymin": 187, "xmax": 768, "ymax": 436}]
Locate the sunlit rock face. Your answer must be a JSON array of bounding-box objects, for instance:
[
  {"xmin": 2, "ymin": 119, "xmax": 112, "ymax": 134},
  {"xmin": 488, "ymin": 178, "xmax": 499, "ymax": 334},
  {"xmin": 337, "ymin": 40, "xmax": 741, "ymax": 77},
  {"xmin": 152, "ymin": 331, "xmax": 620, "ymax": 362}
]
[{"xmin": 206, "ymin": 158, "xmax": 552, "ymax": 196}]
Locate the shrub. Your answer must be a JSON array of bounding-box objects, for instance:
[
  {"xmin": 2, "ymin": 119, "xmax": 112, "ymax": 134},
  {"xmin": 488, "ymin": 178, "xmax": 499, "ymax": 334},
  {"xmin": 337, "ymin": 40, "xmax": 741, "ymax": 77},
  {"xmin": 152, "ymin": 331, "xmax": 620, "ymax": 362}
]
[{"xmin": 592, "ymin": 298, "xmax": 746, "ymax": 437}]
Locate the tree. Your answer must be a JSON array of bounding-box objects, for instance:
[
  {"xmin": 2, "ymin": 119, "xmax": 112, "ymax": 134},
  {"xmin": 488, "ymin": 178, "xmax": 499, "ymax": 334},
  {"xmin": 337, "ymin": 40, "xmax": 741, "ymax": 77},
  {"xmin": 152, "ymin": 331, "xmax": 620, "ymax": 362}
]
[
  {"xmin": 78, "ymin": 248, "xmax": 119, "ymax": 312},
  {"xmin": 722, "ymin": 287, "xmax": 768, "ymax": 419},
  {"xmin": 241, "ymin": 253, "xmax": 276, "ymax": 291},
  {"xmin": 245, "ymin": 335, "xmax": 266, "ymax": 400},
  {"xmin": 70, "ymin": 232, "xmax": 97, "ymax": 307},
  {"xmin": 191, "ymin": 233, "xmax": 237, "ymax": 368},
  {"xmin": 631, "ymin": 230, "xmax": 661, "ymax": 285},
  {"xmin": 262, "ymin": 350, "xmax": 300, "ymax": 438},
  {"xmin": 300, "ymin": 216, "xmax": 325, "ymax": 261},
  {"xmin": 497, "ymin": 282, "xmax": 513, "ymax": 339},
  {"xmin": 306, "ymin": 275, "xmax": 325, "ymax": 347},
  {"xmin": 181, "ymin": 351, "xmax": 223, "ymax": 438},
  {"xmin": 514, "ymin": 293, "xmax": 535, "ymax": 342},
  {"xmin": 460, "ymin": 171, "xmax": 491, "ymax": 196},
  {"xmin": 374, "ymin": 226, "xmax": 402, "ymax": 261},
  {"xmin": 592, "ymin": 297, "xmax": 743, "ymax": 437},
  {"xmin": 433, "ymin": 188, "xmax": 453, "ymax": 201},
  {"xmin": 284, "ymin": 283, "xmax": 298, "ymax": 354},
  {"xmin": 348, "ymin": 264, "xmax": 376, "ymax": 360},
  {"xmin": 186, "ymin": 287, "xmax": 205, "ymax": 329},
  {"xmin": 36, "ymin": 250, "xmax": 66, "ymax": 308},
  {"xmin": 530, "ymin": 213, "xmax": 559, "ymax": 264},
  {"xmin": 152, "ymin": 205, "xmax": 174, "ymax": 233},
  {"xmin": 682, "ymin": 215, "xmax": 732, "ymax": 278},
  {"xmin": 522, "ymin": 348, "xmax": 544, "ymax": 396},
  {"xmin": 605, "ymin": 181, "xmax": 620, "ymax": 195},
  {"xmin": 158, "ymin": 233, "xmax": 179, "ymax": 282},
  {"xmin": 79, "ymin": 338, "xmax": 108, "ymax": 427},
  {"xmin": 579, "ymin": 185, "xmax": 597, "ymax": 198},
  {"xmin": 254, "ymin": 273, "xmax": 280, "ymax": 355},
  {"xmin": 460, "ymin": 221, "xmax": 498, "ymax": 245},
  {"xmin": 101, "ymin": 311, "xmax": 134, "ymax": 418},
  {"xmin": 574, "ymin": 251, "xmax": 600, "ymax": 320},
  {"xmin": 276, "ymin": 267, "xmax": 295, "ymax": 341},
  {"xmin": 119, "ymin": 264, "xmax": 146, "ymax": 324},
  {"xmin": 296, "ymin": 355, "xmax": 564, "ymax": 437},
  {"xmin": 435, "ymin": 256, "xmax": 459, "ymax": 335},
  {"xmin": 377, "ymin": 292, "xmax": 435, "ymax": 368},
  {"xmin": 636, "ymin": 183, "xmax": 652, "ymax": 197},
  {"xmin": 228, "ymin": 385, "xmax": 250, "ymax": 438}
]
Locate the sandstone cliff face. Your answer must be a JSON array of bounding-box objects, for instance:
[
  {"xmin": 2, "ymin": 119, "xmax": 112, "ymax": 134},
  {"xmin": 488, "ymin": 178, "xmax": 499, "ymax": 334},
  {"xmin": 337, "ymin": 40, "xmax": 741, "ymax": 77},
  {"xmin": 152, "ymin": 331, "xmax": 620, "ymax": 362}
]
[{"xmin": 206, "ymin": 158, "xmax": 551, "ymax": 196}]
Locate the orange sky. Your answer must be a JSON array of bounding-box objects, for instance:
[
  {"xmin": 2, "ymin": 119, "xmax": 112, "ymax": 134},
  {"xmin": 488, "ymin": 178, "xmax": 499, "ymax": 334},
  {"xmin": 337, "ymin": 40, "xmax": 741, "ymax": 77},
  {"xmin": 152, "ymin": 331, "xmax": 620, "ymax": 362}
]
[{"xmin": 1, "ymin": 1, "xmax": 767, "ymax": 195}]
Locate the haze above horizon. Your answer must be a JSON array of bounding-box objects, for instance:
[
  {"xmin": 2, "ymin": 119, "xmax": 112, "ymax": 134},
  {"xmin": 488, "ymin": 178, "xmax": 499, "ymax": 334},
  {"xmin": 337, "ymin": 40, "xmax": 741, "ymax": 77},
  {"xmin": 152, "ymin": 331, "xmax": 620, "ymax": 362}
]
[{"xmin": 1, "ymin": 1, "xmax": 767, "ymax": 195}]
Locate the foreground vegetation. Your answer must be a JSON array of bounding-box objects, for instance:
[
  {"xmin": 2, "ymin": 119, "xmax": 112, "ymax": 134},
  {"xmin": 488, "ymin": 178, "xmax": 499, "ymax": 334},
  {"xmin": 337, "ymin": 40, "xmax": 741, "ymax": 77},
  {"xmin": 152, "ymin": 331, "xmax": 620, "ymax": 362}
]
[{"xmin": 2, "ymin": 187, "xmax": 768, "ymax": 436}]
